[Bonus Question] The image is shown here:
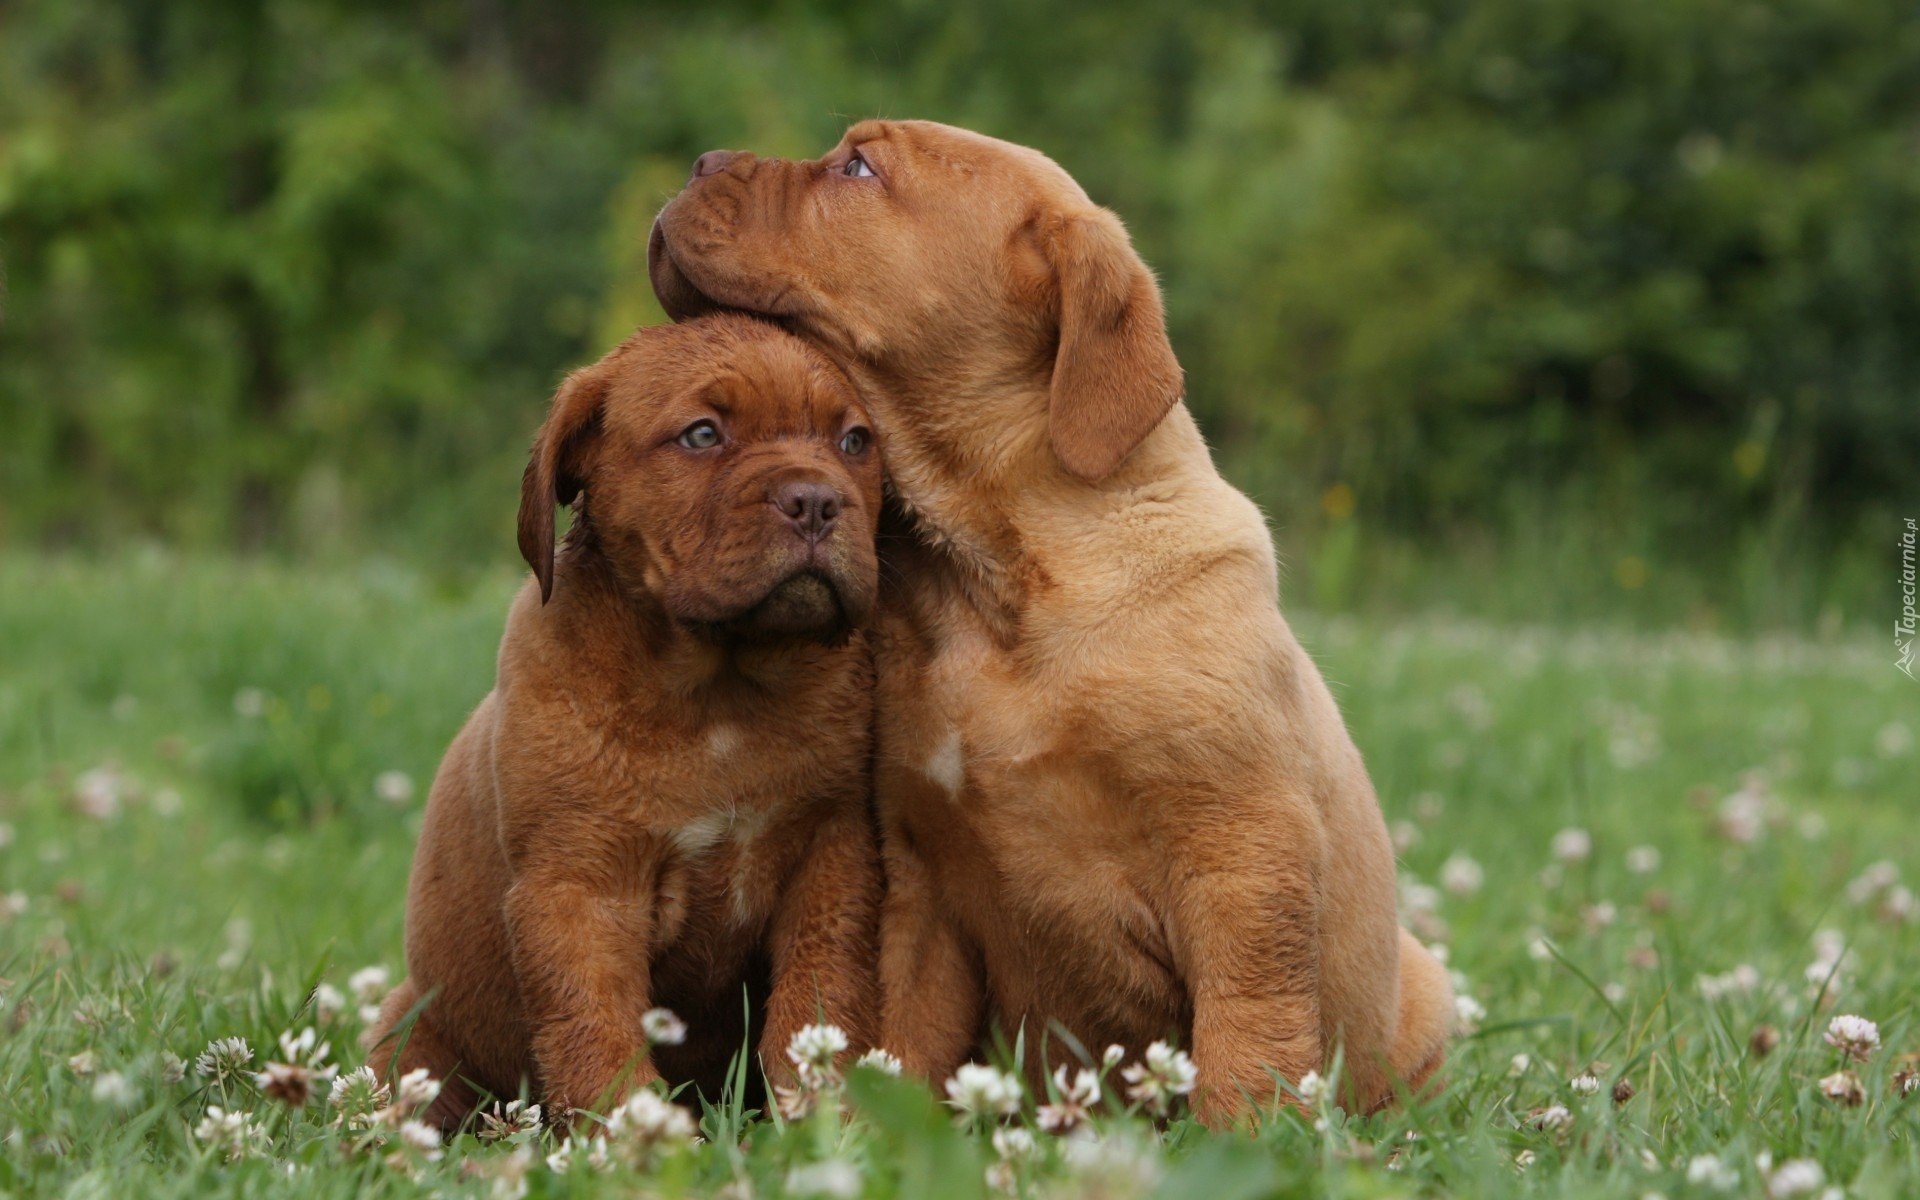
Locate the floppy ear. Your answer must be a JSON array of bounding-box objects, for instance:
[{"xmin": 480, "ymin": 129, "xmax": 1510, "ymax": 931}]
[
  {"xmin": 517, "ymin": 367, "xmax": 608, "ymax": 603},
  {"xmin": 1044, "ymin": 208, "xmax": 1185, "ymax": 481}
]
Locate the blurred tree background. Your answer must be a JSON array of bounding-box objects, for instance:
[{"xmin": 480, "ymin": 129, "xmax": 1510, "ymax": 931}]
[{"xmin": 2, "ymin": 0, "xmax": 1915, "ymax": 627}]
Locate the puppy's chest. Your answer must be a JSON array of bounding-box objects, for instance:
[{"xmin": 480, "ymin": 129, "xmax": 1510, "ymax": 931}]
[
  {"xmin": 875, "ymin": 610, "xmax": 1124, "ymax": 852},
  {"xmin": 652, "ymin": 804, "xmax": 801, "ymax": 947},
  {"xmin": 880, "ymin": 620, "xmax": 1035, "ymax": 786},
  {"xmin": 642, "ymin": 720, "xmax": 850, "ymax": 941}
]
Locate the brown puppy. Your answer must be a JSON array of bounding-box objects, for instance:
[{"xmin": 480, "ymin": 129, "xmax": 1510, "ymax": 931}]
[
  {"xmin": 365, "ymin": 314, "xmax": 884, "ymax": 1128},
  {"xmin": 649, "ymin": 122, "xmax": 1452, "ymax": 1125}
]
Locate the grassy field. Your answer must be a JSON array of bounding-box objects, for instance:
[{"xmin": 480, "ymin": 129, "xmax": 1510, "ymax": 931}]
[{"xmin": 0, "ymin": 552, "xmax": 1914, "ymax": 1198}]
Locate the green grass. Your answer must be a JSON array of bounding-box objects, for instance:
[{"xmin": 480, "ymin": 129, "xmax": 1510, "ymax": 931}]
[{"xmin": 0, "ymin": 552, "xmax": 1914, "ymax": 1198}]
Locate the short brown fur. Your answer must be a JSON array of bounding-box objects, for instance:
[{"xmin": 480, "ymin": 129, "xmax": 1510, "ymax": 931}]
[
  {"xmin": 366, "ymin": 314, "xmax": 884, "ymax": 1128},
  {"xmin": 651, "ymin": 122, "xmax": 1452, "ymax": 1125}
]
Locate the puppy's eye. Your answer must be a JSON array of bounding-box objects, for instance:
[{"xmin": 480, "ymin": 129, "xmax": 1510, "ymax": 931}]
[
  {"xmin": 843, "ymin": 153, "xmax": 875, "ymax": 179},
  {"xmin": 838, "ymin": 427, "xmax": 870, "ymax": 455},
  {"xmin": 678, "ymin": 420, "xmax": 723, "ymax": 450}
]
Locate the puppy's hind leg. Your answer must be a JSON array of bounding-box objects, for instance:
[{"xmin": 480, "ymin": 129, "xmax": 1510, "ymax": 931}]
[
  {"xmin": 1368, "ymin": 928, "xmax": 1453, "ymax": 1110},
  {"xmin": 361, "ymin": 978, "xmax": 481, "ymax": 1131}
]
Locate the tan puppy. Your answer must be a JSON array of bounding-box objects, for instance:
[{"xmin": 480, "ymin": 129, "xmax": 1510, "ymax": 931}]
[
  {"xmin": 648, "ymin": 122, "xmax": 1452, "ymax": 1124},
  {"xmin": 365, "ymin": 314, "xmax": 884, "ymax": 1128}
]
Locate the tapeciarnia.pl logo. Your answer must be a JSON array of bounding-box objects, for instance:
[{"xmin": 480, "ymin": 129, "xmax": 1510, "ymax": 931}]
[{"xmin": 1899, "ymin": 517, "xmax": 1917, "ymax": 679}]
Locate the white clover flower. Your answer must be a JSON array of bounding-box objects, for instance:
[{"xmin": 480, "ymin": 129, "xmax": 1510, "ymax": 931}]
[
  {"xmin": 546, "ymin": 1134, "xmax": 612, "ymax": 1174},
  {"xmin": 472, "ymin": 1098, "xmax": 541, "ymax": 1144},
  {"xmin": 311, "ymin": 983, "xmax": 346, "ymax": 1024},
  {"xmin": 1550, "ymin": 828, "xmax": 1593, "ymax": 863},
  {"xmin": 158, "ymin": 1053, "xmax": 187, "ymax": 1085},
  {"xmin": 1060, "ymin": 1132, "xmax": 1162, "ymax": 1194},
  {"xmin": 1804, "ymin": 958, "xmax": 1846, "ymax": 991},
  {"xmin": 1697, "ymin": 964, "xmax": 1761, "ymax": 1001},
  {"xmin": 1440, "ymin": 853, "xmax": 1484, "ymax": 896},
  {"xmin": 1569, "ymin": 1073, "xmax": 1602, "ymax": 1096},
  {"xmin": 786, "ymin": 1023, "xmax": 850, "ymax": 1075},
  {"xmin": 1037, "ymin": 1065, "xmax": 1101, "ymax": 1134},
  {"xmin": 1625, "ymin": 845, "xmax": 1662, "ymax": 874},
  {"xmin": 374, "ymin": 770, "xmax": 415, "ymax": 806},
  {"xmin": 257, "ymin": 1061, "xmax": 320, "ymax": 1106},
  {"xmin": 642, "ymin": 1007, "xmax": 687, "ymax": 1046},
  {"xmin": 68, "ymin": 1050, "xmax": 98, "ymax": 1077},
  {"xmin": 855, "ymin": 1048, "xmax": 903, "ymax": 1076},
  {"xmin": 604, "ymin": 1089, "xmax": 698, "ymax": 1159},
  {"xmin": 1454, "ymin": 993, "xmax": 1486, "ymax": 1033},
  {"xmin": 1391, "ymin": 820, "xmax": 1420, "ymax": 853},
  {"xmin": 1509, "ymin": 1053, "xmax": 1532, "ymax": 1076},
  {"xmin": 194, "ymin": 1106, "xmax": 269, "ymax": 1160},
  {"xmin": 1811, "ymin": 928, "xmax": 1846, "ymax": 964},
  {"xmin": 944, "ymin": 1063, "xmax": 1024, "ymax": 1121},
  {"xmin": 1818, "ymin": 1069, "xmax": 1864, "ymax": 1107},
  {"xmin": 987, "ymin": 1130, "xmax": 1035, "ymax": 1194},
  {"xmin": 396, "ymin": 1118, "xmax": 443, "ymax": 1161},
  {"xmin": 194, "ymin": 1037, "xmax": 253, "ymax": 1084},
  {"xmin": 91, "ymin": 1071, "xmax": 138, "ymax": 1109},
  {"xmin": 395, "ymin": 1067, "xmax": 441, "ymax": 1114},
  {"xmin": 1687, "ymin": 1154, "xmax": 1739, "ymax": 1191},
  {"xmin": 477, "ymin": 1098, "xmax": 543, "ymax": 1142},
  {"xmin": 328, "ymin": 1065, "xmax": 391, "ymax": 1129},
  {"xmin": 1514, "ymin": 1149, "xmax": 1536, "ymax": 1169},
  {"xmin": 1119, "ymin": 1041, "xmax": 1197, "ymax": 1116},
  {"xmin": 1400, "ymin": 880, "xmax": 1440, "ymax": 915},
  {"xmin": 1528, "ymin": 1103, "xmax": 1572, "ymax": 1131},
  {"xmin": 275, "ymin": 1027, "xmax": 333, "ymax": 1073},
  {"xmin": 1102, "ymin": 1044, "xmax": 1126, "ymax": 1069},
  {"xmin": 1824, "ymin": 1014, "xmax": 1880, "ymax": 1061},
  {"xmin": 347, "ymin": 965, "xmax": 391, "ymax": 1005},
  {"xmin": 1716, "ymin": 787, "xmax": 1768, "ymax": 844},
  {"xmin": 1295, "ymin": 1069, "xmax": 1329, "ymax": 1105},
  {"xmin": 1766, "ymin": 1159, "xmax": 1825, "ymax": 1198},
  {"xmin": 1880, "ymin": 885, "xmax": 1919, "ymax": 925},
  {"xmin": 1847, "ymin": 861, "xmax": 1900, "ymax": 905},
  {"xmin": 786, "ymin": 1159, "xmax": 862, "ymax": 1199},
  {"xmin": 473, "ymin": 1143, "xmax": 535, "ymax": 1199},
  {"xmin": 993, "ymin": 1126, "xmax": 1037, "ymax": 1161},
  {"xmin": 73, "ymin": 766, "xmax": 128, "ymax": 821}
]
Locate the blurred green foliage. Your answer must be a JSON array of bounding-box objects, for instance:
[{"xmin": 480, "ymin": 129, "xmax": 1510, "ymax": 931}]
[{"xmin": 2, "ymin": 1, "xmax": 1915, "ymax": 622}]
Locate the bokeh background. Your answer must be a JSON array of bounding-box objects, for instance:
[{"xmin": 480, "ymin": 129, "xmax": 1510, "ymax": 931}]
[
  {"xmin": 1, "ymin": 9, "xmax": 1917, "ymax": 1193},
  {"xmin": 3, "ymin": 0, "xmax": 1916, "ymax": 627}
]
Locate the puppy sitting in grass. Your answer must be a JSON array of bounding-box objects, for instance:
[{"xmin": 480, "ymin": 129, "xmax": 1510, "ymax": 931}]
[{"xmin": 364, "ymin": 314, "xmax": 884, "ymax": 1129}]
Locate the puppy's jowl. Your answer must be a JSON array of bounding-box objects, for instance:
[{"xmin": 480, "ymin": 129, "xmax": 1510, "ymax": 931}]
[
  {"xmin": 653, "ymin": 121, "xmax": 1453, "ymax": 1125},
  {"xmin": 365, "ymin": 315, "xmax": 883, "ymax": 1128}
]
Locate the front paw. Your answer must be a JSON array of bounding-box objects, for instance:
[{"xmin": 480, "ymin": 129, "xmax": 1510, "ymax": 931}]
[{"xmin": 1193, "ymin": 1070, "xmax": 1315, "ymax": 1131}]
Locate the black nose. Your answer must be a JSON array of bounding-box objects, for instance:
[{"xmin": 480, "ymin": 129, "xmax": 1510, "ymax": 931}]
[
  {"xmin": 692, "ymin": 149, "xmax": 742, "ymax": 179},
  {"xmin": 772, "ymin": 481, "xmax": 842, "ymax": 541}
]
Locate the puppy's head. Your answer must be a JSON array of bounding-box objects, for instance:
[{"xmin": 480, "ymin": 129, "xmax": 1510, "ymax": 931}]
[
  {"xmin": 518, "ymin": 315, "xmax": 881, "ymax": 643},
  {"xmin": 649, "ymin": 120, "xmax": 1183, "ymax": 482}
]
